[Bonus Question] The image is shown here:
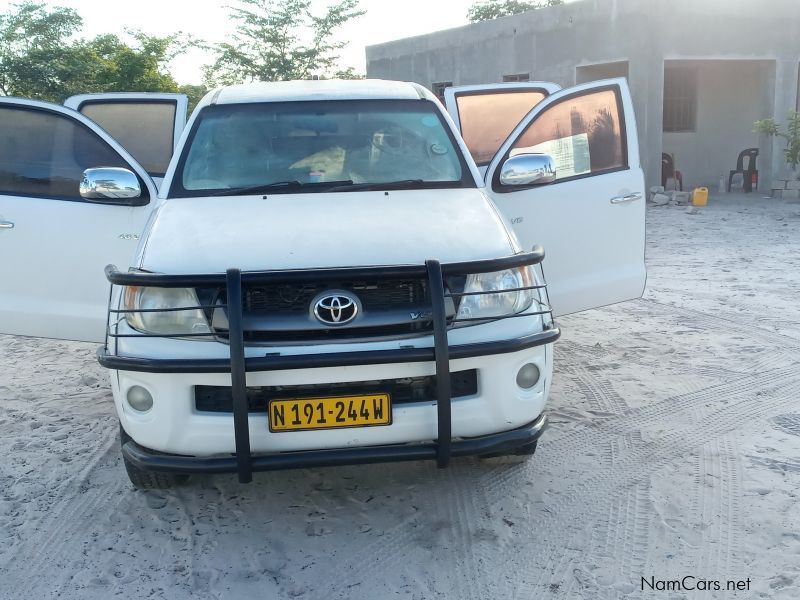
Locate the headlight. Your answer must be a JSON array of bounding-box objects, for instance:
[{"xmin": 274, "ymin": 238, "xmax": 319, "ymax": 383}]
[
  {"xmin": 123, "ymin": 286, "xmax": 212, "ymax": 336},
  {"xmin": 455, "ymin": 267, "xmax": 535, "ymax": 324}
]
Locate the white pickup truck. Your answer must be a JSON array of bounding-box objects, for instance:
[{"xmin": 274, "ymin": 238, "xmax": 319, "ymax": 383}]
[{"xmin": 0, "ymin": 79, "xmax": 645, "ymax": 488}]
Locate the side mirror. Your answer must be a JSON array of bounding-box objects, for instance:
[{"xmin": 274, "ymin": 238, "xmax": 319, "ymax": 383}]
[
  {"xmin": 499, "ymin": 153, "xmax": 556, "ymax": 187},
  {"xmin": 80, "ymin": 167, "xmax": 142, "ymax": 203}
]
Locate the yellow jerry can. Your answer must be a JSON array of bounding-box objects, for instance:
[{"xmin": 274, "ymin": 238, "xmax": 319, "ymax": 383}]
[{"xmin": 692, "ymin": 187, "xmax": 708, "ymax": 206}]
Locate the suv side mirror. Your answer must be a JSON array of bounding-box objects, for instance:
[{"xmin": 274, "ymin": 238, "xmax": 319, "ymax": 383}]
[
  {"xmin": 80, "ymin": 167, "xmax": 143, "ymax": 204},
  {"xmin": 499, "ymin": 153, "xmax": 556, "ymax": 187}
]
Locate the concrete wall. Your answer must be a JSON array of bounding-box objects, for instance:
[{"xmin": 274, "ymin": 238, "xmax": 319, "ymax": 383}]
[
  {"xmin": 662, "ymin": 60, "xmax": 774, "ymax": 190},
  {"xmin": 366, "ymin": 0, "xmax": 800, "ymax": 188},
  {"xmin": 576, "ymin": 61, "xmax": 629, "ymax": 85},
  {"xmin": 367, "ymin": 0, "xmax": 660, "ymax": 182}
]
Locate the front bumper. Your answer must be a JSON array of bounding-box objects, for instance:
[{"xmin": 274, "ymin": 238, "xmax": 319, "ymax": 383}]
[
  {"xmin": 107, "ymin": 343, "xmax": 553, "ymax": 455},
  {"xmin": 121, "ymin": 413, "xmax": 547, "ymax": 474},
  {"xmin": 101, "ymin": 249, "xmax": 557, "ymax": 482}
]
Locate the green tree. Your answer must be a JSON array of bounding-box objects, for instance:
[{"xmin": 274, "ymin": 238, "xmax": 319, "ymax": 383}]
[
  {"xmin": 332, "ymin": 66, "xmax": 365, "ymax": 80},
  {"xmin": 204, "ymin": 0, "xmax": 364, "ymax": 85},
  {"xmin": 178, "ymin": 84, "xmax": 210, "ymax": 112},
  {"xmin": 82, "ymin": 32, "xmax": 184, "ymax": 94},
  {"xmin": 467, "ymin": 0, "xmax": 563, "ymax": 23},
  {"xmin": 755, "ymin": 111, "xmax": 800, "ymax": 172},
  {"xmin": 0, "ymin": 2, "xmax": 84, "ymax": 100},
  {"xmin": 0, "ymin": 2, "xmax": 189, "ymax": 102}
]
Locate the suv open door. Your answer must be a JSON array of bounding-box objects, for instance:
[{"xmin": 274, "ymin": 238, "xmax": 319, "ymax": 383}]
[
  {"xmin": 0, "ymin": 98, "xmax": 159, "ymax": 342},
  {"xmin": 64, "ymin": 93, "xmax": 188, "ymax": 186},
  {"xmin": 473, "ymin": 78, "xmax": 646, "ymax": 315},
  {"xmin": 444, "ymin": 83, "xmax": 560, "ymax": 170}
]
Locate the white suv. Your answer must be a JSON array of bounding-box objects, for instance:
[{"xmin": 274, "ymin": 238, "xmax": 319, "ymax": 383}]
[{"xmin": 0, "ymin": 79, "xmax": 645, "ymax": 488}]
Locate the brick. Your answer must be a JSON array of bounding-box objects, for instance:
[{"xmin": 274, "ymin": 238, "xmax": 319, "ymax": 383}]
[
  {"xmin": 772, "ymin": 189, "xmax": 783, "ymax": 198},
  {"xmin": 673, "ymin": 191, "xmax": 691, "ymax": 205},
  {"xmin": 771, "ymin": 180, "xmax": 787, "ymax": 190},
  {"xmin": 786, "ymin": 180, "xmax": 800, "ymax": 190},
  {"xmin": 782, "ymin": 189, "xmax": 800, "ymax": 199}
]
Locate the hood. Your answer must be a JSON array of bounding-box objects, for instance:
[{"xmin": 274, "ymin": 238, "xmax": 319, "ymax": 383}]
[{"xmin": 138, "ymin": 189, "xmax": 515, "ymax": 274}]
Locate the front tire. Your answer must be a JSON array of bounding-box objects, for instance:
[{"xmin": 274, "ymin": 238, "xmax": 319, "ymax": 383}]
[{"xmin": 120, "ymin": 424, "xmax": 189, "ymax": 490}]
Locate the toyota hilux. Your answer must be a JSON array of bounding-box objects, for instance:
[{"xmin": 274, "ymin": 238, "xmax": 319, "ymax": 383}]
[{"xmin": 0, "ymin": 78, "xmax": 645, "ymax": 488}]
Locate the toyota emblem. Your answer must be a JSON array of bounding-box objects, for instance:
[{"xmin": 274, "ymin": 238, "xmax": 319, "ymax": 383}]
[{"xmin": 313, "ymin": 292, "xmax": 359, "ymax": 326}]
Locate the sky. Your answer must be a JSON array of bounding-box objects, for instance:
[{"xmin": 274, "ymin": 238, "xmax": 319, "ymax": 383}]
[{"xmin": 0, "ymin": 0, "xmax": 483, "ymax": 84}]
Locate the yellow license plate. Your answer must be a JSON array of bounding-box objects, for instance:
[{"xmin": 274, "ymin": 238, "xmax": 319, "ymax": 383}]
[{"xmin": 268, "ymin": 394, "xmax": 392, "ymax": 432}]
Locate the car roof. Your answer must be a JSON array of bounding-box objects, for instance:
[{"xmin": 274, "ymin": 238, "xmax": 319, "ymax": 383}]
[{"xmin": 208, "ymin": 79, "xmax": 432, "ymax": 106}]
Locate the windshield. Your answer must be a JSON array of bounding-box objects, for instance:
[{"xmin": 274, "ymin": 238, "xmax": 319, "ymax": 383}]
[{"xmin": 170, "ymin": 100, "xmax": 473, "ymax": 196}]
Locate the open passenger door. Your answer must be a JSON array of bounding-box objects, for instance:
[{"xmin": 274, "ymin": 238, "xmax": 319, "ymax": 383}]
[
  {"xmin": 444, "ymin": 83, "xmax": 560, "ymax": 169},
  {"xmin": 0, "ymin": 98, "xmax": 159, "ymax": 342},
  {"xmin": 64, "ymin": 93, "xmax": 188, "ymax": 186},
  {"xmin": 479, "ymin": 78, "xmax": 646, "ymax": 316}
]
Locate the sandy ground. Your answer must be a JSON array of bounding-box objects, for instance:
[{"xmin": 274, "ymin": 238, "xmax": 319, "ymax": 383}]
[{"xmin": 1, "ymin": 193, "xmax": 800, "ymax": 599}]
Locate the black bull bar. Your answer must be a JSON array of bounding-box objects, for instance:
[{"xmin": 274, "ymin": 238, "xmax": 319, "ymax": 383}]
[{"xmin": 98, "ymin": 247, "xmax": 560, "ymax": 482}]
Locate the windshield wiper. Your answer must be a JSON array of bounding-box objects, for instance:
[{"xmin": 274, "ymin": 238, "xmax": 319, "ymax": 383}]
[
  {"xmin": 210, "ymin": 180, "xmax": 354, "ymax": 197},
  {"xmin": 326, "ymin": 179, "xmax": 428, "ymax": 193},
  {"xmin": 210, "ymin": 181, "xmax": 303, "ymax": 196}
]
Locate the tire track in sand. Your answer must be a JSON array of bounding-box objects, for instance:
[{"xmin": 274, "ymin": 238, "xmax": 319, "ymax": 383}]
[
  {"xmin": 1, "ymin": 422, "xmax": 120, "ymax": 600},
  {"xmin": 695, "ymin": 435, "xmax": 743, "ymax": 600},
  {"xmin": 302, "ymin": 460, "xmax": 479, "ymax": 600},
  {"xmin": 505, "ymin": 367, "xmax": 800, "ymax": 598},
  {"xmin": 301, "ymin": 365, "xmax": 798, "ymax": 599}
]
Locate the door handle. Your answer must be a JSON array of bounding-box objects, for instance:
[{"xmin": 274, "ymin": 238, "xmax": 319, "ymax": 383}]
[
  {"xmin": 0, "ymin": 221, "xmax": 14, "ymax": 229},
  {"xmin": 610, "ymin": 192, "xmax": 642, "ymax": 204}
]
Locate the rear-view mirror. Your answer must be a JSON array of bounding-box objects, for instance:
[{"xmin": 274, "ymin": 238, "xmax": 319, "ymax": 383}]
[
  {"xmin": 499, "ymin": 153, "xmax": 557, "ymax": 187},
  {"xmin": 80, "ymin": 167, "xmax": 144, "ymax": 204}
]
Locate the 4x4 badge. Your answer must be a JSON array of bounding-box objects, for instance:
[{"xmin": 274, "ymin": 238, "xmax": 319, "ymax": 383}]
[{"xmin": 313, "ymin": 293, "xmax": 359, "ymax": 326}]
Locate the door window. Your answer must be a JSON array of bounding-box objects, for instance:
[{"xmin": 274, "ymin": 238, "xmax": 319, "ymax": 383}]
[
  {"xmin": 0, "ymin": 106, "xmax": 134, "ymax": 201},
  {"xmin": 79, "ymin": 101, "xmax": 177, "ymax": 176},
  {"xmin": 506, "ymin": 88, "xmax": 626, "ymax": 182},
  {"xmin": 456, "ymin": 90, "xmax": 547, "ymax": 166}
]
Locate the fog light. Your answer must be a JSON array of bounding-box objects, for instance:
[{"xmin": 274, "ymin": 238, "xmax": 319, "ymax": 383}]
[
  {"xmin": 516, "ymin": 363, "xmax": 541, "ymax": 389},
  {"xmin": 127, "ymin": 385, "xmax": 153, "ymax": 412}
]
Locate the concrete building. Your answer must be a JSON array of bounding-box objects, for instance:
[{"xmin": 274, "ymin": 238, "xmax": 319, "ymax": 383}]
[{"xmin": 366, "ymin": 0, "xmax": 800, "ymax": 191}]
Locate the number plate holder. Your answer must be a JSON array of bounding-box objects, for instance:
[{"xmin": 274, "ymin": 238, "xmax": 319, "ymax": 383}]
[{"xmin": 268, "ymin": 394, "xmax": 392, "ymax": 432}]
